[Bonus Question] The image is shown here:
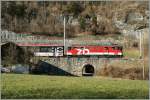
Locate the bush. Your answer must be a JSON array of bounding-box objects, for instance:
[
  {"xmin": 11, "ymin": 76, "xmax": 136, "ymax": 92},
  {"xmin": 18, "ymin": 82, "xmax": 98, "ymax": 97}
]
[
  {"xmin": 63, "ymin": 2, "xmax": 84, "ymax": 17},
  {"xmin": 32, "ymin": 32, "xmax": 63, "ymax": 37},
  {"xmin": 2, "ymin": 42, "xmax": 33, "ymax": 67},
  {"xmin": 98, "ymin": 66, "xmax": 149, "ymax": 80},
  {"xmin": 78, "ymin": 16, "xmax": 86, "ymax": 31}
]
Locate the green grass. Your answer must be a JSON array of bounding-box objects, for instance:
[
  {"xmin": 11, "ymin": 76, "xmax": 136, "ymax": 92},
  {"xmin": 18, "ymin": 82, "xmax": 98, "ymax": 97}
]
[
  {"xmin": 1, "ymin": 74, "xmax": 149, "ymax": 99},
  {"xmin": 123, "ymin": 48, "xmax": 140, "ymax": 58}
]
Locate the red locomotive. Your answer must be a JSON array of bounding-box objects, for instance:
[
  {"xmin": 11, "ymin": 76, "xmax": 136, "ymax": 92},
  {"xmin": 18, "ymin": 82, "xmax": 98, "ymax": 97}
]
[
  {"xmin": 17, "ymin": 43, "xmax": 123, "ymax": 57},
  {"xmin": 66, "ymin": 45, "xmax": 123, "ymax": 57}
]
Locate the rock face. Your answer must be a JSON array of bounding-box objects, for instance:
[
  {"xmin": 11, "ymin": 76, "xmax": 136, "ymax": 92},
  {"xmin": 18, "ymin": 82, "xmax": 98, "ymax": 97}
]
[
  {"xmin": 122, "ymin": 28, "xmax": 149, "ymax": 39},
  {"xmin": 113, "ymin": 10, "xmax": 149, "ymax": 39},
  {"xmin": 127, "ymin": 12, "xmax": 144, "ymax": 22},
  {"xmin": 71, "ymin": 18, "xmax": 79, "ymax": 26}
]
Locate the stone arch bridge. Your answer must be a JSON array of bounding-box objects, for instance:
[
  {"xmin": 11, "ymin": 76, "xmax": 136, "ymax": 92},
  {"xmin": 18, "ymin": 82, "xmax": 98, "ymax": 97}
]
[
  {"xmin": 1, "ymin": 30, "xmax": 142, "ymax": 76},
  {"xmin": 30, "ymin": 56, "xmax": 143, "ymax": 76}
]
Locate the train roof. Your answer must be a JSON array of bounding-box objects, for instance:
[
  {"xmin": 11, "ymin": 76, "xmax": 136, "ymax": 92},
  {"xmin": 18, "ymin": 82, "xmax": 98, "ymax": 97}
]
[
  {"xmin": 70, "ymin": 45, "xmax": 122, "ymax": 47},
  {"xmin": 16, "ymin": 43, "xmax": 63, "ymax": 46}
]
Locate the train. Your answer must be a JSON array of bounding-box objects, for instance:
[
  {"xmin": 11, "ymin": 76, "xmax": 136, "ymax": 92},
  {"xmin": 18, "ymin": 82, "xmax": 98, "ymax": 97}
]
[
  {"xmin": 67, "ymin": 45, "xmax": 123, "ymax": 57},
  {"xmin": 17, "ymin": 43, "xmax": 123, "ymax": 57}
]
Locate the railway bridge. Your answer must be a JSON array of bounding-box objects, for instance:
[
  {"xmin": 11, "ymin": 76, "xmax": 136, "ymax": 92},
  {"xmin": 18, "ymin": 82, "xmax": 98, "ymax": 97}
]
[
  {"xmin": 1, "ymin": 30, "xmax": 143, "ymax": 76},
  {"xmin": 31, "ymin": 56, "xmax": 142, "ymax": 76}
]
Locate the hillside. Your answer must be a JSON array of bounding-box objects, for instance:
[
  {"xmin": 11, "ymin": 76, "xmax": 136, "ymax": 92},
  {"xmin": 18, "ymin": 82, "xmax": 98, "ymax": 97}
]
[{"xmin": 2, "ymin": 1, "xmax": 149, "ymax": 37}]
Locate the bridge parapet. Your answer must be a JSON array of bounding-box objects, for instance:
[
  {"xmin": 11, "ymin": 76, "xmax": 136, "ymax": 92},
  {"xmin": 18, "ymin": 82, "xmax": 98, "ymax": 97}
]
[
  {"xmin": 1, "ymin": 30, "xmax": 124, "ymax": 46},
  {"xmin": 30, "ymin": 56, "xmax": 144, "ymax": 76}
]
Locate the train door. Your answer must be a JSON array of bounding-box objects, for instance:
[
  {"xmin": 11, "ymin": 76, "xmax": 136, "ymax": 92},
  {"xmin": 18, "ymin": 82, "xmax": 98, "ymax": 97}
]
[
  {"xmin": 110, "ymin": 46, "xmax": 123, "ymax": 57},
  {"xmin": 117, "ymin": 46, "xmax": 123, "ymax": 57},
  {"xmin": 112, "ymin": 46, "xmax": 118, "ymax": 55}
]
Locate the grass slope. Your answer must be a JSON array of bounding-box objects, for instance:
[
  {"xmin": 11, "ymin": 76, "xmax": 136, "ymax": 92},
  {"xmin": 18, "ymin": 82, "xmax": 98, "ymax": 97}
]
[
  {"xmin": 1, "ymin": 74, "xmax": 149, "ymax": 99},
  {"xmin": 123, "ymin": 48, "xmax": 140, "ymax": 58}
]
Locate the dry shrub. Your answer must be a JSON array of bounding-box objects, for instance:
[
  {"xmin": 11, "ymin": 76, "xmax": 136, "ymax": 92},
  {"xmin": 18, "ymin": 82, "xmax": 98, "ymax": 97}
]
[{"xmin": 98, "ymin": 66, "xmax": 149, "ymax": 80}]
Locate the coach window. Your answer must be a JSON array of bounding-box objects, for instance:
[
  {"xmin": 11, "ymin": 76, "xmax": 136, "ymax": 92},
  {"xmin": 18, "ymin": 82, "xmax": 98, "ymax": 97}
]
[
  {"xmin": 40, "ymin": 47, "xmax": 48, "ymax": 52},
  {"xmin": 47, "ymin": 47, "xmax": 54, "ymax": 52}
]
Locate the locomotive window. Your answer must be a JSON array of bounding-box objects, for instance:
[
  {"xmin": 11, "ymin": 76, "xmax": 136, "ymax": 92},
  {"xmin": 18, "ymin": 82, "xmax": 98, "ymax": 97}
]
[
  {"xmin": 118, "ymin": 47, "xmax": 122, "ymax": 50},
  {"xmin": 80, "ymin": 47, "xmax": 84, "ymax": 50},
  {"xmin": 116, "ymin": 47, "xmax": 118, "ymax": 50},
  {"xmin": 68, "ymin": 47, "xmax": 72, "ymax": 50},
  {"xmin": 120, "ymin": 47, "xmax": 123, "ymax": 50},
  {"xmin": 112, "ymin": 47, "xmax": 119, "ymax": 50},
  {"xmin": 112, "ymin": 47, "xmax": 115, "ymax": 50},
  {"xmin": 73, "ymin": 47, "xmax": 78, "ymax": 49},
  {"xmin": 40, "ymin": 47, "xmax": 47, "ymax": 52},
  {"xmin": 104, "ymin": 47, "xmax": 108, "ymax": 50}
]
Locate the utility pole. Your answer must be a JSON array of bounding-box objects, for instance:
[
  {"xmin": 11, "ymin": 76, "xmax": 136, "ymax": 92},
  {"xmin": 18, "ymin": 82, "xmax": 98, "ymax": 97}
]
[
  {"xmin": 142, "ymin": 32, "xmax": 145, "ymax": 80},
  {"xmin": 140, "ymin": 31, "xmax": 145, "ymax": 80},
  {"xmin": 64, "ymin": 16, "xmax": 66, "ymax": 53},
  {"xmin": 139, "ymin": 31, "xmax": 142, "ymax": 59},
  {"xmin": 142, "ymin": 59, "xmax": 145, "ymax": 80}
]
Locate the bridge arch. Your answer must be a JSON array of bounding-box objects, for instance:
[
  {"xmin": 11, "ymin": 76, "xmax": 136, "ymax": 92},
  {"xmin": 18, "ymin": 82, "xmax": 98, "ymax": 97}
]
[{"xmin": 82, "ymin": 64, "xmax": 95, "ymax": 76}]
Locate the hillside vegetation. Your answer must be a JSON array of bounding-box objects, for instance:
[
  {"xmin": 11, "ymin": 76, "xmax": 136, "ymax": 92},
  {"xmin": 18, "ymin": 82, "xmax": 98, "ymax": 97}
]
[{"xmin": 2, "ymin": 1, "xmax": 148, "ymax": 36}]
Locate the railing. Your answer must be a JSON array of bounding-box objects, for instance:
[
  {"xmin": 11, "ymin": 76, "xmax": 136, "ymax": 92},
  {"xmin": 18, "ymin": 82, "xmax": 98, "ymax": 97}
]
[{"xmin": 1, "ymin": 30, "xmax": 124, "ymax": 46}]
